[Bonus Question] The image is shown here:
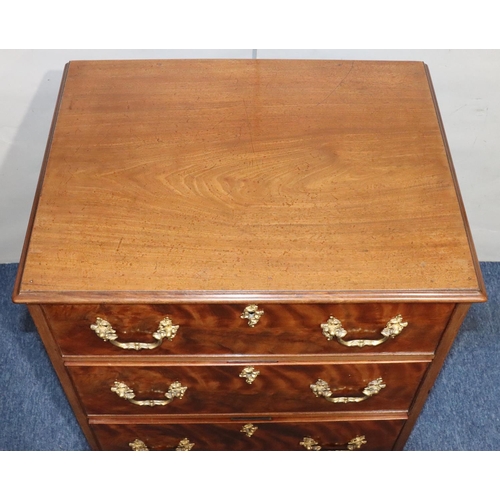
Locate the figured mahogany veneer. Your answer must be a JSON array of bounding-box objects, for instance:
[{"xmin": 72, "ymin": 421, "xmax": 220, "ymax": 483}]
[
  {"xmin": 68, "ymin": 361, "xmax": 428, "ymax": 415},
  {"xmin": 13, "ymin": 60, "xmax": 486, "ymax": 451},
  {"xmin": 43, "ymin": 302, "xmax": 454, "ymax": 357},
  {"xmin": 92, "ymin": 419, "xmax": 406, "ymax": 451}
]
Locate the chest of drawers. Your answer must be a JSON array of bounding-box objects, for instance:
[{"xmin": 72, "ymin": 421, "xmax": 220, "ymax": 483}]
[{"xmin": 13, "ymin": 59, "xmax": 486, "ymax": 451}]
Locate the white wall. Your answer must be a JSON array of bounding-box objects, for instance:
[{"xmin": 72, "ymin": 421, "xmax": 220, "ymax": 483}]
[{"xmin": 1, "ymin": 49, "xmax": 499, "ymax": 263}]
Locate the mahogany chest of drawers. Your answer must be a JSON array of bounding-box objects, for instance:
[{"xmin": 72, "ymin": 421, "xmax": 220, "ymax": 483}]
[{"xmin": 13, "ymin": 59, "xmax": 486, "ymax": 451}]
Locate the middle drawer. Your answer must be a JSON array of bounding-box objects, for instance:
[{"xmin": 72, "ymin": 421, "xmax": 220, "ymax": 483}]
[{"xmin": 68, "ymin": 361, "xmax": 428, "ymax": 415}]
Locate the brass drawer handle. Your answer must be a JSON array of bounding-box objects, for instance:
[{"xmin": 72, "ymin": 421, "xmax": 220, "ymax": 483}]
[
  {"xmin": 310, "ymin": 377, "xmax": 386, "ymax": 403},
  {"xmin": 129, "ymin": 438, "xmax": 194, "ymax": 451},
  {"xmin": 300, "ymin": 435, "xmax": 367, "ymax": 451},
  {"xmin": 241, "ymin": 304, "xmax": 264, "ymax": 327},
  {"xmin": 111, "ymin": 380, "xmax": 187, "ymax": 406},
  {"xmin": 320, "ymin": 314, "xmax": 408, "ymax": 348},
  {"xmin": 91, "ymin": 316, "xmax": 179, "ymax": 350}
]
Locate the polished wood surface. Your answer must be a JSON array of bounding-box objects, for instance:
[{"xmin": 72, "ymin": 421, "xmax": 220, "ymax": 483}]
[
  {"xmin": 44, "ymin": 302, "xmax": 453, "ymax": 357},
  {"xmin": 14, "ymin": 59, "xmax": 485, "ymax": 303},
  {"xmin": 92, "ymin": 419, "xmax": 406, "ymax": 451},
  {"xmin": 12, "ymin": 60, "xmax": 486, "ymax": 451},
  {"xmin": 68, "ymin": 361, "xmax": 428, "ymax": 415}
]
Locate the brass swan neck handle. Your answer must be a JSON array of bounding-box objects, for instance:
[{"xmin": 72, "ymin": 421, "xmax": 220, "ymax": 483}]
[
  {"xmin": 321, "ymin": 314, "xmax": 408, "ymax": 348},
  {"xmin": 91, "ymin": 316, "xmax": 179, "ymax": 351}
]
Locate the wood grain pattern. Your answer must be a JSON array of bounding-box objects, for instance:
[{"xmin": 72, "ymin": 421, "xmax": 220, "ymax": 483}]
[
  {"xmin": 13, "ymin": 59, "xmax": 485, "ymax": 303},
  {"xmin": 92, "ymin": 419, "xmax": 406, "ymax": 451},
  {"xmin": 44, "ymin": 302, "xmax": 454, "ymax": 357},
  {"xmin": 67, "ymin": 362, "xmax": 428, "ymax": 415},
  {"xmin": 11, "ymin": 60, "xmax": 486, "ymax": 452}
]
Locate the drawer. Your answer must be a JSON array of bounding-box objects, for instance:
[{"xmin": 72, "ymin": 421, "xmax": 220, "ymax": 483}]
[
  {"xmin": 44, "ymin": 303, "xmax": 454, "ymax": 356},
  {"xmin": 91, "ymin": 419, "xmax": 406, "ymax": 451},
  {"xmin": 68, "ymin": 362, "xmax": 428, "ymax": 415}
]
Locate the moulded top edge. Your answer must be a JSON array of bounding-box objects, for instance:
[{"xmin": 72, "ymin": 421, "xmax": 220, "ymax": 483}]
[{"xmin": 12, "ymin": 287, "xmax": 487, "ymax": 305}]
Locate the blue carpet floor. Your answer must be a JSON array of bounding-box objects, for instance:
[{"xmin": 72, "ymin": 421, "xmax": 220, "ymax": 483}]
[{"xmin": 0, "ymin": 262, "xmax": 498, "ymax": 451}]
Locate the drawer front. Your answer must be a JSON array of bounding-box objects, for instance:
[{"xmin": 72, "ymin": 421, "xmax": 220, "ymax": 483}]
[
  {"xmin": 68, "ymin": 362, "xmax": 428, "ymax": 415},
  {"xmin": 92, "ymin": 419, "xmax": 406, "ymax": 451},
  {"xmin": 44, "ymin": 303, "xmax": 454, "ymax": 356}
]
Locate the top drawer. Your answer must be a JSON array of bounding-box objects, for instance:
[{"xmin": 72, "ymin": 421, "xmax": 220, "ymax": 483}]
[{"xmin": 43, "ymin": 302, "xmax": 454, "ymax": 357}]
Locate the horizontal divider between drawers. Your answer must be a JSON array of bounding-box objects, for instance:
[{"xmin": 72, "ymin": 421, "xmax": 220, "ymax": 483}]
[
  {"xmin": 88, "ymin": 410, "xmax": 409, "ymax": 426},
  {"xmin": 63, "ymin": 353, "xmax": 434, "ymax": 366}
]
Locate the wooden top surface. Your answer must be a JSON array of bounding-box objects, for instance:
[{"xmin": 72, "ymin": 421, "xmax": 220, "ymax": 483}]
[{"xmin": 14, "ymin": 59, "xmax": 485, "ymax": 303}]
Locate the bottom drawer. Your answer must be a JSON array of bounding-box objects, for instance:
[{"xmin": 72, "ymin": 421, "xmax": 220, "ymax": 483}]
[{"xmin": 91, "ymin": 419, "xmax": 406, "ymax": 451}]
